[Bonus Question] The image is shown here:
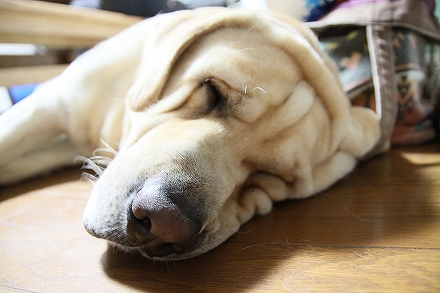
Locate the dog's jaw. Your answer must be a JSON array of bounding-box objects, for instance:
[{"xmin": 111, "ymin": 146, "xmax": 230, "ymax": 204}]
[{"xmin": 102, "ymin": 195, "xmax": 258, "ymax": 261}]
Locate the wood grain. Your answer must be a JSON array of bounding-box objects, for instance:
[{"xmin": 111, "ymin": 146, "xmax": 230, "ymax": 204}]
[
  {"xmin": 1, "ymin": 144, "xmax": 439, "ymax": 292},
  {"xmin": 0, "ymin": 64, "xmax": 67, "ymax": 86},
  {"xmin": 0, "ymin": 0, "xmax": 142, "ymax": 48}
]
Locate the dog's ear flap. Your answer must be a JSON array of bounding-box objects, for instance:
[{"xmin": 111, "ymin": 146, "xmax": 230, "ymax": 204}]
[
  {"xmin": 126, "ymin": 9, "xmax": 258, "ymax": 112},
  {"xmin": 265, "ymin": 13, "xmax": 380, "ymax": 153},
  {"xmin": 271, "ymin": 15, "xmax": 381, "ymax": 157},
  {"xmin": 125, "ymin": 10, "xmax": 196, "ymax": 111}
]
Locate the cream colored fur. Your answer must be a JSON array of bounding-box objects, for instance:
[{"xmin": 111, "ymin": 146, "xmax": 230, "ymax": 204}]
[{"xmin": 0, "ymin": 8, "xmax": 380, "ymax": 260}]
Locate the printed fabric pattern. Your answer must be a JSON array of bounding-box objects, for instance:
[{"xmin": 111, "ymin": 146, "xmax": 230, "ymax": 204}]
[{"xmin": 318, "ymin": 26, "xmax": 440, "ymax": 145}]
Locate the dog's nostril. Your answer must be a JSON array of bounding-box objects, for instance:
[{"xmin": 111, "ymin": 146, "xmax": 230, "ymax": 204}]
[
  {"xmin": 126, "ymin": 210, "xmax": 151, "ymax": 246},
  {"xmin": 126, "ymin": 187, "xmax": 200, "ymax": 256},
  {"xmin": 136, "ymin": 217, "xmax": 152, "ymax": 235},
  {"xmin": 139, "ymin": 218, "xmax": 151, "ymax": 230}
]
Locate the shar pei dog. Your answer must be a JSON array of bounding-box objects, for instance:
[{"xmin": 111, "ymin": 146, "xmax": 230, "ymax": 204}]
[{"xmin": 0, "ymin": 8, "xmax": 380, "ymax": 260}]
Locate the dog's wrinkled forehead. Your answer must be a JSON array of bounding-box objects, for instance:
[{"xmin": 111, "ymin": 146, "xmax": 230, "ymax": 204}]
[
  {"xmin": 125, "ymin": 9, "xmax": 328, "ymax": 112},
  {"xmin": 126, "ymin": 8, "xmax": 346, "ymax": 138},
  {"xmin": 162, "ymin": 29, "xmax": 302, "ymax": 109},
  {"xmin": 123, "ymin": 8, "xmax": 350, "ymax": 153}
]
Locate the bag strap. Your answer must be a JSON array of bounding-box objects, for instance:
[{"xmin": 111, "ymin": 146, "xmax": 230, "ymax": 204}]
[{"xmin": 364, "ymin": 23, "xmax": 397, "ymax": 155}]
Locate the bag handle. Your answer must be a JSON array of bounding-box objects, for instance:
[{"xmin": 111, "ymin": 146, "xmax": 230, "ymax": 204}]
[{"xmin": 364, "ymin": 24, "xmax": 398, "ymax": 155}]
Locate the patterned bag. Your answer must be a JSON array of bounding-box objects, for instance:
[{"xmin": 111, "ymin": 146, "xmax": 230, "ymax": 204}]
[{"xmin": 307, "ymin": 0, "xmax": 440, "ymax": 154}]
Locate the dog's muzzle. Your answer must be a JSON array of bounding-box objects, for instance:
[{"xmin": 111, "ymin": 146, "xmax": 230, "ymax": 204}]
[{"xmin": 126, "ymin": 176, "xmax": 205, "ymax": 257}]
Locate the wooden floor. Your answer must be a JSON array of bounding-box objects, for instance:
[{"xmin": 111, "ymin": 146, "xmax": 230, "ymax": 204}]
[{"xmin": 1, "ymin": 143, "xmax": 440, "ymax": 292}]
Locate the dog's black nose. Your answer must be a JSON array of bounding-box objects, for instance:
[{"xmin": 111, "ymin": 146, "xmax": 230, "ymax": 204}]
[{"xmin": 126, "ymin": 182, "xmax": 201, "ymax": 257}]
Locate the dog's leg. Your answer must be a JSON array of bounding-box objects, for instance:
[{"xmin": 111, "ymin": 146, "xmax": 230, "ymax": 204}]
[
  {"xmin": 0, "ymin": 135, "xmax": 80, "ymax": 184},
  {"xmin": 0, "ymin": 88, "xmax": 59, "ymax": 164},
  {"xmin": 0, "ymin": 80, "xmax": 79, "ymax": 184}
]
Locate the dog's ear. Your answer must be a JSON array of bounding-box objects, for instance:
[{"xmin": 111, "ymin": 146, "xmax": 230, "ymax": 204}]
[
  {"xmin": 265, "ymin": 12, "xmax": 380, "ymax": 155},
  {"xmin": 126, "ymin": 9, "xmax": 264, "ymax": 112},
  {"xmin": 262, "ymin": 13, "xmax": 354, "ymax": 152}
]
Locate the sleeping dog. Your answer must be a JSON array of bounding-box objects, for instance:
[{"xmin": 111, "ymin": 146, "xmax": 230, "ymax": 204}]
[{"xmin": 0, "ymin": 8, "xmax": 380, "ymax": 260}]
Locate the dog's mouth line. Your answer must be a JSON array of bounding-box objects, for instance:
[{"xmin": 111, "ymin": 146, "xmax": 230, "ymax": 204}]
[
  {"xmin": 88, "ymin": 220, "xmax": 210, "ymax": 258},
  {"xmin": 108, "ymin": 237, "xmax": 205, "ymax": 260}
]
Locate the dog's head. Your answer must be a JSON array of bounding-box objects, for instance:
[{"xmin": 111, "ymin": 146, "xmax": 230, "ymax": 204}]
[{"xmin": 82, "ymin": 8, "xmax": 380, "ymax": 260}]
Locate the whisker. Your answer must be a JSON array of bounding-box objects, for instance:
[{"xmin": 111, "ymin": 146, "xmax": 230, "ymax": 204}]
[
  {"xmin": 77, "ymin": 157, "xmax": 104, "ymax": 175},
  {"xmin": 87, "ymin": 155, "xmax": 113, "ymax": 167},
  {"xmin": 97, "ymin": 139, "xmax": 118, "ymax": 155},
  {"xmin": 252, "ymin": 86, "xmax": 267, "ymax": 94},
  {"xmin": 74, "ymin": 139, "xmax": 118, "ymax": 183},
  {"xmin": 80, "ymin": 172, "xmax": 98, "ymax": 184}
]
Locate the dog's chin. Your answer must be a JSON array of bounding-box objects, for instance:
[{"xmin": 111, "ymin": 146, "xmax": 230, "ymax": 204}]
[
  {"xmin": 84, "ymin": 205, "xmax": 242, "ymax": 261},
  {"xmin": 104, "ymin": 231, "xmax": 218, "ymax": 261},
  {"xmin": 83, "ymin": 203, "xmax": 224, "ymax": 261},
  {"xmin": 83, "ymin": 220, "xmax": 207, "ymax": 261}
]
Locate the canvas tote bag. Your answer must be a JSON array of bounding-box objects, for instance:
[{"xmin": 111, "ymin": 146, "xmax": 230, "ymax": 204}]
[{"xmin": 307, "ymin": 0, "xmax": 440, "ymax": 155}]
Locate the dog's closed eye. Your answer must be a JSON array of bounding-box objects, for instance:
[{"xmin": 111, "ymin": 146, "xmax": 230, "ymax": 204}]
[
  {"xmin": 174, "ymin": 79, "xmax": 224, "ymax": 116},
  {"xmin": 202, "ymin": 79, "xmax": 223, "ymax": 113}
]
